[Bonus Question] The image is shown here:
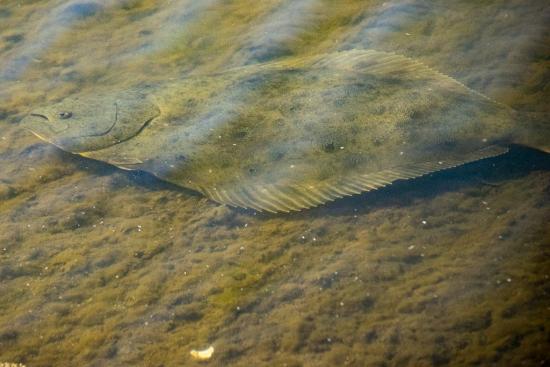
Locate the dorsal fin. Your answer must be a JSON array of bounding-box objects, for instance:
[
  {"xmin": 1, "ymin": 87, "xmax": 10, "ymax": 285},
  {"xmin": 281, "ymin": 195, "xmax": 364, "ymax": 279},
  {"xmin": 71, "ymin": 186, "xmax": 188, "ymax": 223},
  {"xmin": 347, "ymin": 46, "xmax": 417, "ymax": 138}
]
[
  {"xmin": 200, "ymin": 145, "xmax": 509, "ymax": 213},
  {"xmin": 309, "ymin": 49, "xmax": 506, "ymax": 106},
  {"xmin": 226, "ymin": 49, "xmax": 507, "ymax": 108}
]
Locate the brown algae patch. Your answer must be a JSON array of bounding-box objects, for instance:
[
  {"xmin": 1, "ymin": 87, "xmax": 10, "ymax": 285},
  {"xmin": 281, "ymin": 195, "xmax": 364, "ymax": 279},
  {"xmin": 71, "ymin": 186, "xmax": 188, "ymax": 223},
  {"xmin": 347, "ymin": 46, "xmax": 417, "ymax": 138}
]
[{"xmin": 0, "ymin": 150, "xmax": 548, "ymax": 365}]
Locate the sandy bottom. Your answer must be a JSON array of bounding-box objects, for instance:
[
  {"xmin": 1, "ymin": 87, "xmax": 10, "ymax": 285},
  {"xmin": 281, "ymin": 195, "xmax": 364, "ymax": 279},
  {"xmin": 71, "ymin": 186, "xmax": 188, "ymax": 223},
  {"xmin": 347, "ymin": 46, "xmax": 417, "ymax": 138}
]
[{"xmin": 1, "ymin": 126, "xmax": 548, "ymax": 366}]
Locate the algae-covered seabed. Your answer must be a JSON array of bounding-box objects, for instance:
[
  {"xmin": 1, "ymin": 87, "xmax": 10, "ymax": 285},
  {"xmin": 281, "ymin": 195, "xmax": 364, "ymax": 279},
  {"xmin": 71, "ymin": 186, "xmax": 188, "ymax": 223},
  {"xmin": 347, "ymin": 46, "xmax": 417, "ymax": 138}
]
[{"xmin": 0, "ymin": 1, "xmax": 549, "ymax": 366}]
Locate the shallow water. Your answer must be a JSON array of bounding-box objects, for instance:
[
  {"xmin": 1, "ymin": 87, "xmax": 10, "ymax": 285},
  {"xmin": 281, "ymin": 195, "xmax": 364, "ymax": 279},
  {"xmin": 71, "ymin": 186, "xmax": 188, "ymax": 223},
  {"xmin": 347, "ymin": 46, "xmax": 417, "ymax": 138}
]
[{"xmin": 0, "ymin": 1, "xmax": 549, "ymax": 366}]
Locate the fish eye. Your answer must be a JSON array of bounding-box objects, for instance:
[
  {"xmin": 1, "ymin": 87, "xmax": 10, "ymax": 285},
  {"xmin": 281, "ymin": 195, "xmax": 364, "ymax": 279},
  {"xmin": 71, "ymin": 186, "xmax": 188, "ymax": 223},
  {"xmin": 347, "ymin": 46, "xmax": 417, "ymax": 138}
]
[{"xmin": 59, "ymin": 111, "xmax": 73, "ymax": 119}]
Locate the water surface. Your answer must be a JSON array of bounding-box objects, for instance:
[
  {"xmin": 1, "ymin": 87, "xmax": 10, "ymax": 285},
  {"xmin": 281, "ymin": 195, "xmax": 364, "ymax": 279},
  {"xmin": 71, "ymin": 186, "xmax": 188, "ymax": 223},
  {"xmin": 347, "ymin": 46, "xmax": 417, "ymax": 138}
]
[{"xmin": 0, "ymin": 1, "xmax": 549, "ymax": 366}]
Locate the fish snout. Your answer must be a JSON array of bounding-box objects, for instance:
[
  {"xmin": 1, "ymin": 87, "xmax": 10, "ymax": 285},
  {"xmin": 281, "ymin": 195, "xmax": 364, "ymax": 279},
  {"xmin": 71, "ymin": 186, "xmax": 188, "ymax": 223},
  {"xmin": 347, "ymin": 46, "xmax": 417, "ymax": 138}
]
[
  {"xmin": 30, "ymin": 113, "xmax": 50, "ymax": 121},
  {"xmin": 25, "ymin": 110, "xmax": 70, "ymax": 133}
]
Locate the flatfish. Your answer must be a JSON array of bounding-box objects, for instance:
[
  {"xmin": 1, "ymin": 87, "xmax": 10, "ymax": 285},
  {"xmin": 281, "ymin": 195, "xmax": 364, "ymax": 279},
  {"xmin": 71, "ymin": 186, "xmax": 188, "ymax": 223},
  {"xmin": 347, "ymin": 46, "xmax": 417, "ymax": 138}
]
[{"xmin": 22, "ymin": 50, "xmax": 549, "ymax": 212}]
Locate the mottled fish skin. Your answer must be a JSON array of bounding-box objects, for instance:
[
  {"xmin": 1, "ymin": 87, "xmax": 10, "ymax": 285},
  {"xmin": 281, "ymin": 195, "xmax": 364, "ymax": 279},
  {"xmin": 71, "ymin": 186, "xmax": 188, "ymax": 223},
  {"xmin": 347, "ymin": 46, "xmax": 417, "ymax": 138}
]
[{"xmin": 21, "ymin": 50, "xmax": 536, "ymax": 212}]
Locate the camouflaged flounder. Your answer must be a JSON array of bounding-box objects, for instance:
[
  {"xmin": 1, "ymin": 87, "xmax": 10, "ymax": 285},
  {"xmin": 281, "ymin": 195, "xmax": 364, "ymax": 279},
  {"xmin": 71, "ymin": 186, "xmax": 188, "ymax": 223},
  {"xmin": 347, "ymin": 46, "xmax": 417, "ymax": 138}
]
[{"xmin": 22, "ymin": 50, "xmax": 549, "ymax": 212}]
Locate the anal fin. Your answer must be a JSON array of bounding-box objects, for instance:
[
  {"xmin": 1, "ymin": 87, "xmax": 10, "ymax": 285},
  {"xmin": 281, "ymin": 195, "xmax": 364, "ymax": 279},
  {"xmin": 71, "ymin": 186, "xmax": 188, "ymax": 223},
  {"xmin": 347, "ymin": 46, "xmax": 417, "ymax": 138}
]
[{"xmin": 202, "ymin": 145, "xmax": 509, "ymax": 213}]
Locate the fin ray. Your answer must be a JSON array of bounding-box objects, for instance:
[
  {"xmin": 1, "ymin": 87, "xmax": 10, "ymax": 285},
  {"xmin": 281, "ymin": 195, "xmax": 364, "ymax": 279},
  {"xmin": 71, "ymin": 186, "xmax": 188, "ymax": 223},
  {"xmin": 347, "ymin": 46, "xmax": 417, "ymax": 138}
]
[{"xmin": 201, "ymin": 149, "xmax": 510, "ymax": 214}]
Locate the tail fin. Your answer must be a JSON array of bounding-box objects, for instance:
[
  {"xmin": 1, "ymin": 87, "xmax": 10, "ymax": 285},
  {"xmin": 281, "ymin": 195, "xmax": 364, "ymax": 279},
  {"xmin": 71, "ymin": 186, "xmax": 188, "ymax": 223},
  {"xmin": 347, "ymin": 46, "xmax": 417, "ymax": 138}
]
[{"xmin": 513, "ymin": 111, "xmax": 550, "ymax": 153}]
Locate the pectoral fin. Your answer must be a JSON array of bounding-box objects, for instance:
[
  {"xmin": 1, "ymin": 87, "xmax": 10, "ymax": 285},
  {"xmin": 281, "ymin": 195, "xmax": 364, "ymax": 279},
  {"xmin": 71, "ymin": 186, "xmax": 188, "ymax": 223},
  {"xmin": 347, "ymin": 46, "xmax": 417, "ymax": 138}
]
[{"xmin": 79, "ymin": 151, "xmax": 143, "ymax": 169}]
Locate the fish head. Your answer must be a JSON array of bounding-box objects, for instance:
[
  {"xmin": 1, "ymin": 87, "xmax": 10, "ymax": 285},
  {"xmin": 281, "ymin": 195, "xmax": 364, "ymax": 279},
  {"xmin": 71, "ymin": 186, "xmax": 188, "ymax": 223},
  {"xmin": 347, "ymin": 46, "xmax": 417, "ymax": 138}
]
[{"xmin": 21, "ymin": 89, "xmax": 160, "ymax": 153}]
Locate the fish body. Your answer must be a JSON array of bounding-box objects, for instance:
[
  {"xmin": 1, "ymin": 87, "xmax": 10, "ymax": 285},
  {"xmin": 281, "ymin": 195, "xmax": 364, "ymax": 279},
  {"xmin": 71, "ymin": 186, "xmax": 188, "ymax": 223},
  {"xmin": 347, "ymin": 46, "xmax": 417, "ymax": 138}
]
[{"xmin": 22, "ymin": 50, "xmax": 548, "ymax": 212}]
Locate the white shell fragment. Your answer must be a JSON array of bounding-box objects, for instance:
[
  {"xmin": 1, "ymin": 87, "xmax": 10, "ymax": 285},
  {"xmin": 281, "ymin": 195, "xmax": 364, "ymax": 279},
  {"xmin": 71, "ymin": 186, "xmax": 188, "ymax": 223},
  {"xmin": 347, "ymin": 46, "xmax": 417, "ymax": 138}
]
[{"xmin": 190, "ymin": 345, "xmax": 215, "ymax": 361}]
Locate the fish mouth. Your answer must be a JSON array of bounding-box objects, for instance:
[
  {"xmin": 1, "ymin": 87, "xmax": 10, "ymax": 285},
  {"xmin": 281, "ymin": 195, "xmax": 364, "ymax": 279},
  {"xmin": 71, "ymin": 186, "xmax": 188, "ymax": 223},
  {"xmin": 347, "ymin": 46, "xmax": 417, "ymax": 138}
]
[
  {"xmin": 24, "ymin": 111, "xmax": 70, "ymax": 133},
  {"xmin": 29, "ymin": 113, "xmax": 49, "ymax": 121}
]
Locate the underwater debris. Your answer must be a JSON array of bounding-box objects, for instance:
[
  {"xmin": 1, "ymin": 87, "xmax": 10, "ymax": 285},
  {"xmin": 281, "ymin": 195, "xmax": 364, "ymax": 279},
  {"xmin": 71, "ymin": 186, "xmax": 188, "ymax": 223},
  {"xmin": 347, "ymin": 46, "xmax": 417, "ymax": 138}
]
[
  {"xmin": 190, "ymin": 345, "xmax": 215, "ymax": 361},
  {"xmin": 0, "ymin": 363, "xmax": 26, "ymax": 367}
]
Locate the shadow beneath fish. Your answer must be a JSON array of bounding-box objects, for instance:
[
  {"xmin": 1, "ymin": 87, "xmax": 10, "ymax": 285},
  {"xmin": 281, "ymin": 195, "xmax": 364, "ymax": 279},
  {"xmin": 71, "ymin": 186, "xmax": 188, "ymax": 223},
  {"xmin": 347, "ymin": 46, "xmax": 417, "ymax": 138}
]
[
  {"xmin": 45, "ymin": 146, "xmax": 202, "ymax": 199},
  {"xmin": 34, "ymin": 144, "xmax": 549, "ymax": 218},
  {"xmin": 261, "ymin": 145, "xmax": 550, "ymax": 219}
]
